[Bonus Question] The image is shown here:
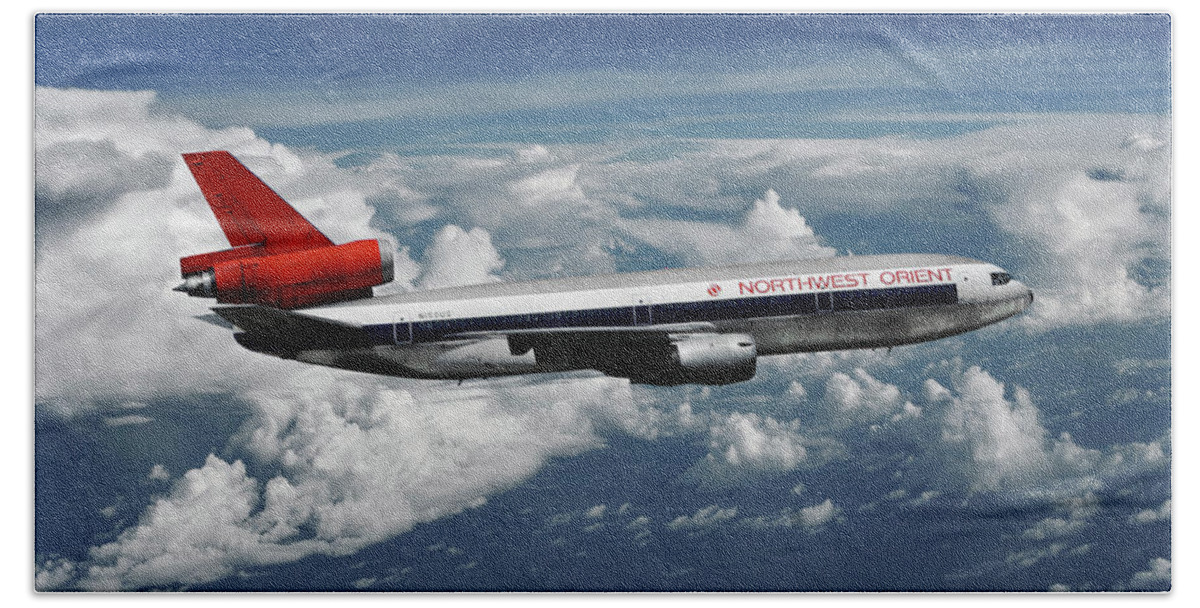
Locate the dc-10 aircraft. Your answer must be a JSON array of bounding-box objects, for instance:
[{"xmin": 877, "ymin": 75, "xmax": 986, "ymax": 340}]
[{"xmin": 176, "ymin": 151, "xmax": 1034, "ymax": 386}]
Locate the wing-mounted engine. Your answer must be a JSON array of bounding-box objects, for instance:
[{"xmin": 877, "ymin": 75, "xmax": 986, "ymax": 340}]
[
  {"xmin": 177, "ymin": 239, "xmax": 394, "ymax": 309},
  {"xmin": 174, "ymin": 150, "xmax": 394, "ymax": 309},
  {"xmin": 631, "ymin": 333, "xmax": 758, "ymax": 386},
  {"xmin": 527, "ymin": 331, "xmax": 758, "ymax": 386}
]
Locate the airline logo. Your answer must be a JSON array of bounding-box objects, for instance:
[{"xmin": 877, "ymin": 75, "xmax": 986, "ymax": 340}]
[
  {"xmin": 707, "ymin": 283, "xmax": 722, "ymax": 297},
  {"xmin": 731, "ymin": 267, "xmax": 953, "ymax": 296}
]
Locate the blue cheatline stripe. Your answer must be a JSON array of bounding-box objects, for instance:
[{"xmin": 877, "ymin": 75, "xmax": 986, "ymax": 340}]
[{"xmin": 362, "ymin": 283, "xmax": 958, "ymax": 345}]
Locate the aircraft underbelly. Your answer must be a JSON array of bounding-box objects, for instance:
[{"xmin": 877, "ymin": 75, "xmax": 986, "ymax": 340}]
[{"xmin": 747, "ymin": 300, "xmax": 1022, "ymax": 355}]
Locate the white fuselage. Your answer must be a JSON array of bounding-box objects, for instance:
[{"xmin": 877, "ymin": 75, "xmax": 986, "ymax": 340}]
[{"xmin": 260, "ymin": 253, "xmax": 1031, "ymax": 385}]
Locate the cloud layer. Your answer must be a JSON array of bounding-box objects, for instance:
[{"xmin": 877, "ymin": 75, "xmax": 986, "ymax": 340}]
[{"xmin": 35, "ymin": 87, "xmax": 1169, "ymax": 590}]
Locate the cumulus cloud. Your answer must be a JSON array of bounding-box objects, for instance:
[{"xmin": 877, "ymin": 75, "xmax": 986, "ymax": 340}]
[
  {"xmin": 1129, "ymin": 499, "xmax": 1170, "ymax": 525},
  {"xmin": 673, "ymin": 500, "xmax": 843, "ymax": 533},
  {"xmin": 1004, "ymin": 171, "xmax": 1169, "ymax": 326},
  {"xmin": 914, "ymin": 366, "xmax": 1169, "ymax": 504},
  {"xmin": 32, "ymin": 87, "xmax": 675, "ymax": 590},
  {"xmin": 59, "ymin": 373, "xmax": 643, "ymax": 590},
  {"xmin": 1005, "ymin": 542, "xmax": 1087, "ymax": 569},
  {"xmin": 1022, "ymin": 514, "xmax": 1088, "ymax": 541},
  {"xmin": 1129, "ymin": 557, "xmax": 1170, "ymax": 589},
  {"xmin": 34, "ymin": 88, "xmax": 408, "ymax": 414},
  {"xmin": 822, "ymin": 368, "xmax": 907, "ymax": 426},
  {"xmin": 918, "ymin": 366, "xmax": 1153, "ymax": 501},
  {"xmin": 595, "ymin": 116, "xmax": 1169, "ymax": 325},
  {"xmin": 934, "ymin": 368, "xmax": 1055, "ymax": 491},
  {"xmin": 35, "ymin": 558, "xmax": 77, "ymax": 591},
  {"xmin": 618, "ymin": 189, "xmax": 836, "ymax": 266},
  {"xmin": 685, "ymin": 412, "xmax": 807, "ymax": 486},
  {"xmin": 682, "ymin": 355, "xmax": 1165, "ymax": 509},
  {"xmin": 740, "ymin": 499, "xmax": 843, "ymax": 531},
  {"xmin": 794, "ymin": 499, "xmax": 841, "ymax": 529},
  {"xmin": 35, "ymin": 86, "xmax": 1169, "ymax": 590},
  {"xmin": 417, "ymin": 225, "xmax": 505, "ymax": 289},
  {"xmin": 666, "ymin": 505, "xmax": 738, "ymax": 531}
]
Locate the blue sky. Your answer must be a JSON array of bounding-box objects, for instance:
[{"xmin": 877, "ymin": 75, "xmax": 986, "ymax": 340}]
[
  {"xmin": 36, "ymin": 14, "xmax": 1169, "ymax": 95},
  {"xmin": 36, "ymin": 13, "xmax": 1170, "ymax": 142},
  {"xmin": 34, "ymin": 13, "xmax": 1171, "ymax": 591}
]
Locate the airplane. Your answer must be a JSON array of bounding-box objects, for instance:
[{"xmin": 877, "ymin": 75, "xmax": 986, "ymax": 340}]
[{"xmin": 175, "ymin": 151, "xmax": 1034, "ymax": 386}]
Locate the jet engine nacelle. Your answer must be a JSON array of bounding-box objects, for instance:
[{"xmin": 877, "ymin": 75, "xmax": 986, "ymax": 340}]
[
  {"xmin": 631, "ymin": 333, "xmax": 758, "ymax": 386},
  {"xmin": 177, "ymin": 239, "xmax": 394, "ymax": 309}
]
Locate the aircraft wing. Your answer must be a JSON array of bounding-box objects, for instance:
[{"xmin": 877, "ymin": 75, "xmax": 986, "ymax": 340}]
[
  {"xmin": 212, "ymin": 304, "xmax": 370, "ymax": 349},
  {"xmin": 446, "ymin": 322, "xmax": 721, "ymax": 358},
  {"xmin": 447, "ymin": 321, "xmax": 718, "ymax": 341}
]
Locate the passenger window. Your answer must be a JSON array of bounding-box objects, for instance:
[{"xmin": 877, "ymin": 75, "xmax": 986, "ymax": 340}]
[{"xmin": 990, "ymin": 272, "xmax": 1011, "ymax": 286}]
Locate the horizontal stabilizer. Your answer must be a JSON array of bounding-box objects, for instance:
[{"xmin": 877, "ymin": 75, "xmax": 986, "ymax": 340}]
[{"xmin": 213, "ymin": 305, "xmax": 370, "ymax": 350}]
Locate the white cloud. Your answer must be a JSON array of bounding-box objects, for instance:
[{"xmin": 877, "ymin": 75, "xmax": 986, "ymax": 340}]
[
  {"xmin": 795, "ymin": 499, "xmax": 840, "ymax": 529},
  {"xmin": 1130, "ymin": 499, "xmax": 1171, "ymax": 525},
  {"xmin": 35, "ymin": 558, "xmax": 77, "ymax": 592},
  {"xmin": 34, "ymin": 89, "xmax": 692, "ymax": 589},
  {"xmin": 62, "ymin": 372, "xmax": 643, "ymax": 590},
  {"xmin": 1023, "ymin": 516, "xmax": 1087, "ymax": 541},
  {"xmin": 80, "ymin": 456, "xmax": 273, "ymax": 590},
  {"xmin": 891, "ymin": 402, "xmax": 922, "ymax": 422},
  {"xmin": 906, "ymin": 490, "xmax": 939, "ymax": 507},
  {"xmin": 34, "ymin": 88, "xmax": 400, "ymax": 414},
  {"xmin": 618, "ymin": 189, "xmax": 836, "ymax": 266},
  {"xmin": 147, "ymin": 464, "xmax": 170, "ymax": 482},
  {"xmin": 685, "ymin": 412, "xmax": 807, "ymax": 486},
  {"xmin": 34, "ymin": 87, "xmax": 1170, "ymax": 590},
  {"xmin": 920, "ymin": 367, "xmax": 1167, "ymax": 504},
  {"xmin": 823, "ymin": 368, "xmax": 905, "ymax": 425},
  {"xmin": 934, "ymin": 368, "xmax": 1053, "ymax": 491},
  {"xmin": 417, "ymin": 225, "xmax": 505, "ymax": 289},
  {"xmin": 1129, "ymin": 557, "xmax": 1170, "ymax": 588},
  {"xmin": 1006, "ymin": 172, "xmax": 1169, "ymax": 327},
  {"xmin": 1005, "ymin": 543, "xmax": 1069, "ymax": 569},
  {"xmin": 603, "ymin": 116, "xmax": 1169, "ymax": 326},
  {"xmin": 666, "ymin": 505, "xmax": 738, "ymax": 531},
  {"xmin": 103, "ymin": 414, "xmax": 154, "ymax": 427},
  {"xmin": 730, "ymin": 500, "xmax": 843, "ymax": 532}
]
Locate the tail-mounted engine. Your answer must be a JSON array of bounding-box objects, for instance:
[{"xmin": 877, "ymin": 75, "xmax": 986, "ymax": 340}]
[
  {"xmin": 176, "ymin": 239, "xmax": 394, "ymax": 309},
  {"xmin": 174, "ymin": 150, "xmax": 395, "ymax": 310}
]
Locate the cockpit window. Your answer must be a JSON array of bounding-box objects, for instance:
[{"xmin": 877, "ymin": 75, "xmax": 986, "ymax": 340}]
[{"xmin": 991, "ymin": 272, "xmax": 1012, "ymax": 286}]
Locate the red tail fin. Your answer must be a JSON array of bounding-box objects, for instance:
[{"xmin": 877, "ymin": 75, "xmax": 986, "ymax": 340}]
[
  {"xmin": 182, "ymin": 151, "xmax": 333, "ymax": 253},
  {"xmin": 178, "ymin": 151, "xmax": 394, "ymax": 309}
]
